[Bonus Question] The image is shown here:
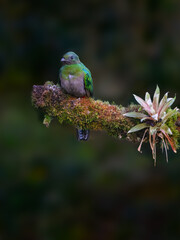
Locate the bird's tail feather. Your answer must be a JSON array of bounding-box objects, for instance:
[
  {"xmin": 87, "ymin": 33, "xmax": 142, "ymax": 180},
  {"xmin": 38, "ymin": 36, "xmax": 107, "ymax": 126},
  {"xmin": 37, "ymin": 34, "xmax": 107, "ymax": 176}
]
[{"xmin": 76, "ymin": 129, "xmax": 89, "ymax": 141}]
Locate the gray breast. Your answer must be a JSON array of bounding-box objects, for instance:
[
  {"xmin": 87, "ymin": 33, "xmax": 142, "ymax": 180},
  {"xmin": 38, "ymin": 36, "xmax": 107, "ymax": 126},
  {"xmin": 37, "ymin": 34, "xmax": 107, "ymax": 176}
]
[{"xmin": 60, "ymin": 74, "xmax": 86, "ymax": 97}]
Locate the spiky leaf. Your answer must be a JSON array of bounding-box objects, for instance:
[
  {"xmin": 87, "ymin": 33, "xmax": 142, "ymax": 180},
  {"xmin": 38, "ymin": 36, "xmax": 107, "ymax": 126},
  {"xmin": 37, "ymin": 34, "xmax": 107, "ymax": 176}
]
[
  {"xmin": 151, "ymin": 113, "xmax": 158, "ymax": 121},
  {"xmin": 158, "ymin": 92, "xmax": 168, "ymax": 115},
  {"xmin": 133, "ymin": 94, "xmax": 152, "ymax": 115},
  {"xmin": 145, "ymin": 92, "xmax": 152, "ymax": 106},
  {"xmin": 153, "ymin": 85, "xmax": 160, "ymax": 112},
  {"xmin": 159, "ymin": 96, "xmax": 176, "ymax": 118},
  {"xmin": 161, "ymin": 124, "xmax": 173, "ymax": 135},
  {"xmin": 161, "ymin": 130, "xmax": 177, "ymax": 153},
  {"xmin": 149, "ymin": 126, "xmax": 158, "ymax": 135},
  {"xmin": 123, "ymin": 112, "xmax": 148, "ymax": 119},
  {"xmin": 162, "ymin": 107, "xmax": 179, "ymax": 123},
  {"xmin": 128, "ymin": 123, "xmax": 148, "ymax": 133}
]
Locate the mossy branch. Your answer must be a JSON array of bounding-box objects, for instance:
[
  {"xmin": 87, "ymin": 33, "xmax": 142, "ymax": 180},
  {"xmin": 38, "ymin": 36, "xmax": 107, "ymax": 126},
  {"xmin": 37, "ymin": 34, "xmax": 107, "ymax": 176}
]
[{"xmin": 32, "ymin": 82, "xmax": 180, "ymax": 145}]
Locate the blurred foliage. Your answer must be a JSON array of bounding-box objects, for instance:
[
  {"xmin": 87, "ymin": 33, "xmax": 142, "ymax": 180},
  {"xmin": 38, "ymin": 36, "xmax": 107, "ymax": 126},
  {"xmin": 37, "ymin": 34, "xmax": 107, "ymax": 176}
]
[{"xmin": 0, "ymin": 0, "xmax": 180, "ymax": 239}]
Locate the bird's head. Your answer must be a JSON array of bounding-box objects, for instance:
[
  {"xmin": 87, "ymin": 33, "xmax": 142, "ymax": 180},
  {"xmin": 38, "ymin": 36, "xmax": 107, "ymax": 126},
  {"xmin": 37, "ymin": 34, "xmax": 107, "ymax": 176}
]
[{"xmin": 61, "ymin": 52, "xmax": 80, "ymax": 65}]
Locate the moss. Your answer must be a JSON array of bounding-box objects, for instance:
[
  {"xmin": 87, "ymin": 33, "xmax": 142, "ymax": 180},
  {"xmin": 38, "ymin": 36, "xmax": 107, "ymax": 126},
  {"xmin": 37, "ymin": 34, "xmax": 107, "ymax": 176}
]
[
  {"xmin": 100, "ymin": 116, "xmax": 135, "ymax": 139},
  {"xmin": 44, "ymin": 81, "xmax": 54, "ymax": 86},
  {"xmin": 32, "ymin": 84, "xmax": 180, "ymax": 146},
  {"xmin": 57, "ymin": 112, "xmax": 67, "ymax": 124},
  {"xmin": 43, "ymin": 115, "xmax": 52, "ymax": 127},
  {"xmin": 166, "ymin": 111, "xmax": 180, "ymax": 149}
]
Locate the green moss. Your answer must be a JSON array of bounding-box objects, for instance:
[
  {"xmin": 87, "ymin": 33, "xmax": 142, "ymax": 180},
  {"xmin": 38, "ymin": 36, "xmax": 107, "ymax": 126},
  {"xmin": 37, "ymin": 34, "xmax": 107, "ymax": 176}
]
[
  {"xmin": 166, "ymin": 112, "xmax": 180, "ymax": 149},
  {"xmin": 43, "ymin": 115, "xmax": 52, "ymax": 127},
  {"xmin": 33, "ymin": 84, "xmax": 180, "ymax": 147},
  {"xmin": 44, "ymin": 81, "xmax": 54, "ymax": 86},
  {"xmin": 100, "ymin": 117, "xmax": 134, "ymax": 138}
]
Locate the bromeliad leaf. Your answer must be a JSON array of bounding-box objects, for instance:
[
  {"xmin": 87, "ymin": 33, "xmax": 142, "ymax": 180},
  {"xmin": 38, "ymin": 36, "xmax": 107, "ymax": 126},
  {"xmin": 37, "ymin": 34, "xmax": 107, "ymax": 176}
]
[
  {"xmin": 128, "ymin": 123, "xmax": 148, "ymax": 133},
  {"xmin": 167, "ymin": 97, "xmax": 173, "ymax": 102},
  {"xmin": 158, "ymin": 92, "xmax": 168, "ymax": 116},
  {"xmin": 162, "ymin": 107, "xmax": 179, "ymax": 123},
  {"xmin": 145, "ymin": 92, "xmax": 152, "ymax": 106},
  {"xmin": 153, "ymin": 85, "xmax": 160, "ymax": 112},
  {"xmin": 140, "ymin": 116, "xmax": 154, "ymax": 122},
  {"xmin": 133, "ymin": 94, "xmax": 152, "ymax": 114},
  {"xmin": 151, "ymin": 113, "xmax": 158, "ymax": 121},
  {"xmin": 161, "ymin": 130, "xmax": 177, "ymax": 153},
  {"xmin": 161, "ymin": 124, "xmax": 173, "ymax": 135},
  {"xmin": 125, "ymin": 85, "xmax": 178, "ymax": 165},
  {"xmin": 159, "ymin": 96, "xmax": 176, "ymax": 118},
  {"xmin": 123, "ymin": 112, "xmax": 148, "ymax": 119},
  {"xmin": 149, "ymin": 126, "xmax": 158, "ymax": 135}
]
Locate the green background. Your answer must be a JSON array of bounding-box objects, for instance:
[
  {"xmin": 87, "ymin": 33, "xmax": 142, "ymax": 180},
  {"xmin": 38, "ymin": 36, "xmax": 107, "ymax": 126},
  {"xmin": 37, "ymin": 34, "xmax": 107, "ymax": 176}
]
[{"xmin": 1, "ymin": 0, "xmax": 180, "ymax": 239}]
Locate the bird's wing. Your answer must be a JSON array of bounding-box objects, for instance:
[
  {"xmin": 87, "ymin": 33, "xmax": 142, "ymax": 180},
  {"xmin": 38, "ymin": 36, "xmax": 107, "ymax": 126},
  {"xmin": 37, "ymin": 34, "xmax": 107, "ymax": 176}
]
[{"xmin": 83, "ymin": 68, "xmax": 93, "ymax": 97}]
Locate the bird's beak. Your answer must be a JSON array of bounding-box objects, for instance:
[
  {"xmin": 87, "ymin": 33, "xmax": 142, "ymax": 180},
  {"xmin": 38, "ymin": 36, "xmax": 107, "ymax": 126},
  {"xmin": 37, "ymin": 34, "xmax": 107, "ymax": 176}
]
[{"xmin": 61, "ymin": 57, "xmax": 66, "ymax": 62}]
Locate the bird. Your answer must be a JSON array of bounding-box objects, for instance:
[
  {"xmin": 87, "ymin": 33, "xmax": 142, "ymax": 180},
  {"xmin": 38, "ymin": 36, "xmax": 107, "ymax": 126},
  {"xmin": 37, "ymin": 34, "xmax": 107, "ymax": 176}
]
[{"xmin": 59, "ymin": 51, "xmax": 93, "ymax": 141}]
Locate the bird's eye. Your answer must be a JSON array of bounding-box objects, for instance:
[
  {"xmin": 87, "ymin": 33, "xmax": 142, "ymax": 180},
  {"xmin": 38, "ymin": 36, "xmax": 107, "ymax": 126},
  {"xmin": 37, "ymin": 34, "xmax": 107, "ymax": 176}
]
[{"xmin": 70, "ymin": 56, "xmax": 74, "ymax": 60}]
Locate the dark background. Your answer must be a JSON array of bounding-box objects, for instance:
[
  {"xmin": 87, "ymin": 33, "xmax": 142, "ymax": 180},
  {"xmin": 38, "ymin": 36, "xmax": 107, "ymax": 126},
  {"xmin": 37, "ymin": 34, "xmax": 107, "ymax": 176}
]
[{"xmin": 1, "ymin": 0, "xmax": 180, "ymax": 239}]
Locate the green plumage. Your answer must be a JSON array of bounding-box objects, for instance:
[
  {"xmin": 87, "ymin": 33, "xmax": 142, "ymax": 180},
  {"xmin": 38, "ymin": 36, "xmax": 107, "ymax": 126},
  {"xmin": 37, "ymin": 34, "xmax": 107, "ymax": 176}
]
[
  {"xmin": 59, "ymin": 52, "xmax": 93, "ymax": 97},
  {"xmin": 59, "ymin": 51, "xmax": 93, "ymax": 141},
  {"xmin": 82, "ymin": 65, "xmax": 93, "ymax": 97}
]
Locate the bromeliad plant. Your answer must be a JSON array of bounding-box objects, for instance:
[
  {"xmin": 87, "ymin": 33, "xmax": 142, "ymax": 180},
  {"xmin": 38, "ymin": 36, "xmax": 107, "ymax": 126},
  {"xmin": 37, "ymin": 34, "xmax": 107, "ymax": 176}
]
[{"xmin": 124, "ymin": 86, "xmax": 179, "ymax": 166}]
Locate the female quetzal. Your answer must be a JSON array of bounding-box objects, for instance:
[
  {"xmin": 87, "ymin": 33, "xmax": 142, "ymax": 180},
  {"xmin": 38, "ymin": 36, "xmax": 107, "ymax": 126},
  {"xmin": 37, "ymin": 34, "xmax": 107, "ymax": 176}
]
[{"xmin": 59, "ymin": 51, "xmax": 93, "ymax": 141}]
